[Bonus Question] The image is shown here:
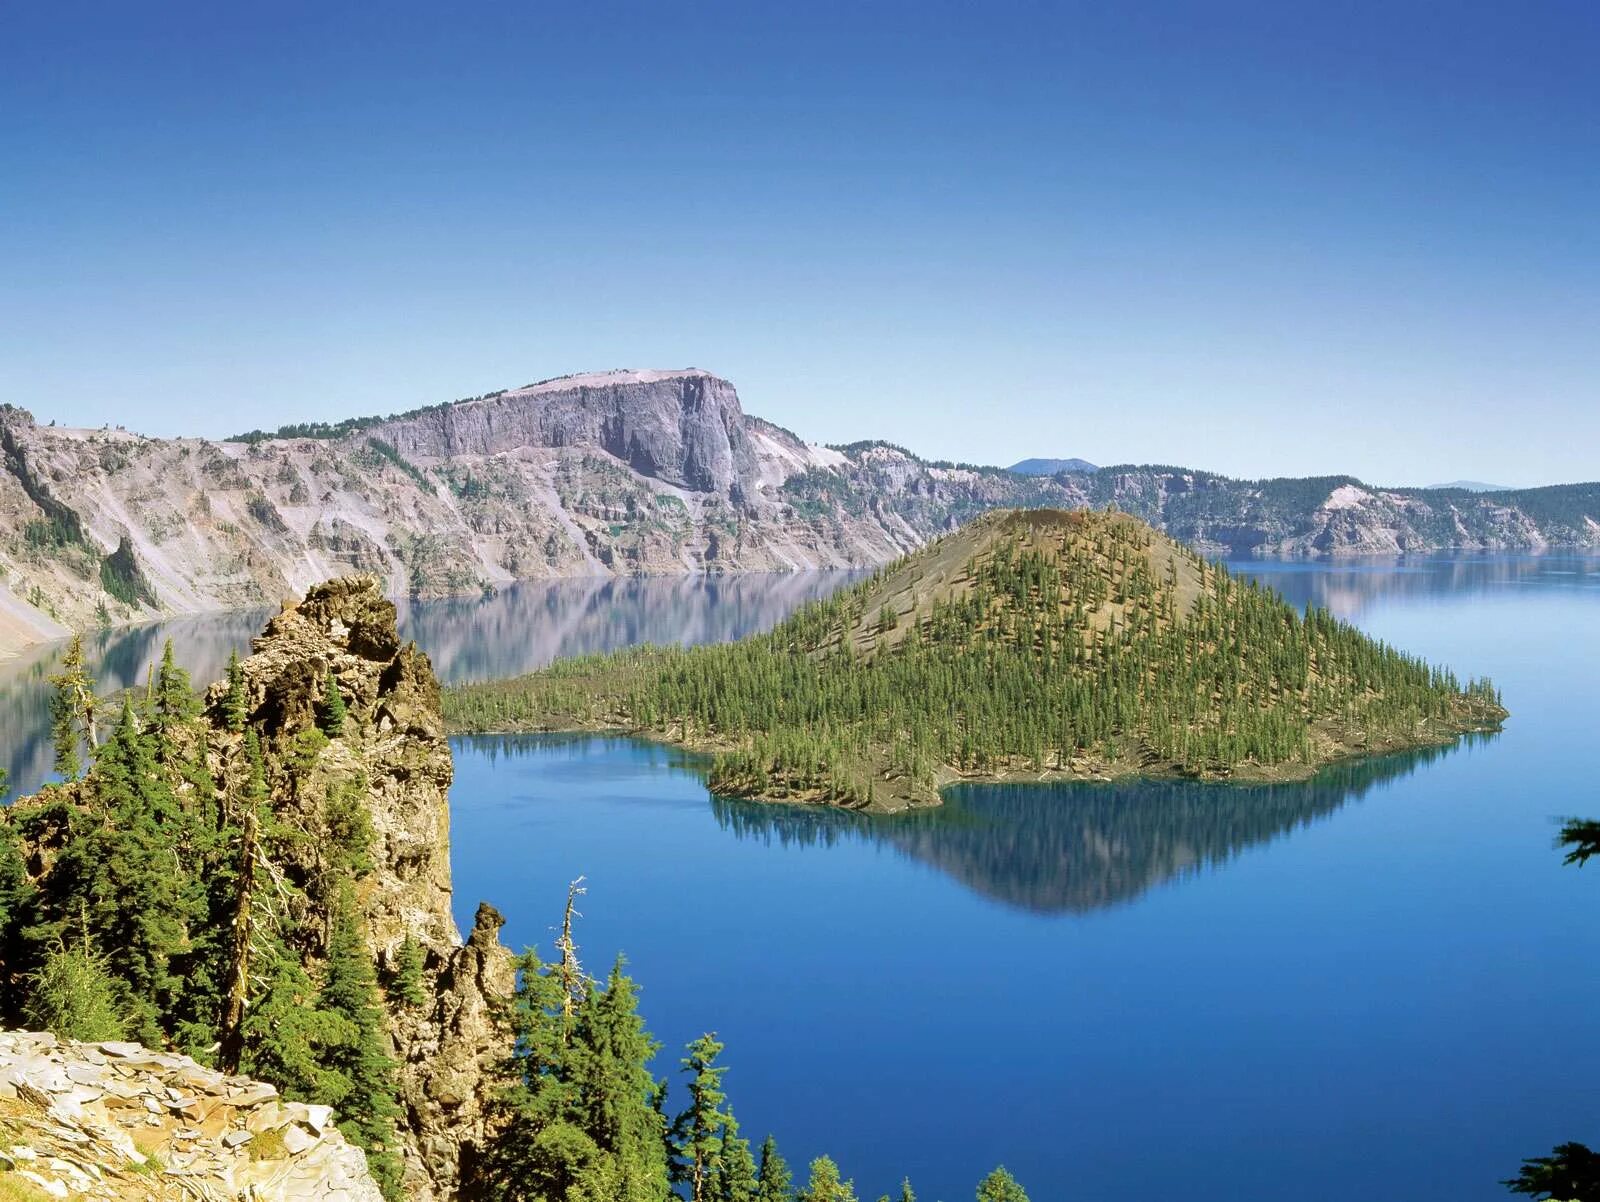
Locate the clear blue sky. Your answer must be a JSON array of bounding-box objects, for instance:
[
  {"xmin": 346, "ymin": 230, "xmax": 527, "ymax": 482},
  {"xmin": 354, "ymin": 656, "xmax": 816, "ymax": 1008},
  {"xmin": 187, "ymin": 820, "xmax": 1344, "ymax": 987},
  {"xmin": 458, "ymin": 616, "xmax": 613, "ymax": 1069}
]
[{"xmin": 2, "ymin": 1, "xmax": 1596, "ymax": 485}]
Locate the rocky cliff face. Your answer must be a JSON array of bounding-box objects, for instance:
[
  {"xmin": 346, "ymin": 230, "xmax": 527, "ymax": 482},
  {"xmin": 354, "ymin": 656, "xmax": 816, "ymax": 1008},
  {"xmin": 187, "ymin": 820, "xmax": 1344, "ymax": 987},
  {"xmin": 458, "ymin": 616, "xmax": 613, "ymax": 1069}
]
[
  {"xmin": 0, "ymin": 371, "xmax": 1595, "ymax": 658},
  {"xmin": 210, "ymin": 577, "xmax": 514, "ymax": 1201},
  {"xmin": 369, "ymin": 370, "xmax": 760, "ymax": 496},
  {"xmin": 0, "ymin": 1030, "xmax": 382, "ymax": 1202},
  {"xmin": 1071, "ymin": 469, "xmax": 1600, "ymax": 557},
  {"xmin": 0, "ymin": 372, "xmax": 919, "ymax": 656}
]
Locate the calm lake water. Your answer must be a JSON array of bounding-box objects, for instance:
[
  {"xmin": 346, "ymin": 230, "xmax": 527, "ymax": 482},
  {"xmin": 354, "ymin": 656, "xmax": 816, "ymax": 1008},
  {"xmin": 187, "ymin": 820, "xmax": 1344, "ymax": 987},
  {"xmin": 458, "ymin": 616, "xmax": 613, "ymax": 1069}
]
[
  {"xmin": 3, "ymin": 556, "xmax": 1598, "ymax": 1201},
  {"xmin": 0, "ymin": 571, "xmax": 858, "ymax": 799}
]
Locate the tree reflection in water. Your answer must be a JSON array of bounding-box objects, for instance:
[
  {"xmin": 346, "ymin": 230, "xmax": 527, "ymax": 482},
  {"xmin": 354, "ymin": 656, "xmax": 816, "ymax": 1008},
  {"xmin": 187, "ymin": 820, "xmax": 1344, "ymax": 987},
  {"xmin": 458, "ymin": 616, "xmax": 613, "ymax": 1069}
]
[{"xmin": 709, "ymin": 740, "xmax": 1493, "ymax": 913}]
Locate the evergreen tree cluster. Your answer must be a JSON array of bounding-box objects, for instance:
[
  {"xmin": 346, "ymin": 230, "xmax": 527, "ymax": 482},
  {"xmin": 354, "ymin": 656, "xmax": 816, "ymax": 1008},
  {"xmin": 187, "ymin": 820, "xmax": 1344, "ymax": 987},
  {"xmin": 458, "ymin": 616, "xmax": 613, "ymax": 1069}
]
[
  {"xmin": 0, "ymin": 641, "xmax": 405, "ymax": 1198},
  {"xmin": 445, "ymin": 511, "xmax": 1505, "ymax": 806}
]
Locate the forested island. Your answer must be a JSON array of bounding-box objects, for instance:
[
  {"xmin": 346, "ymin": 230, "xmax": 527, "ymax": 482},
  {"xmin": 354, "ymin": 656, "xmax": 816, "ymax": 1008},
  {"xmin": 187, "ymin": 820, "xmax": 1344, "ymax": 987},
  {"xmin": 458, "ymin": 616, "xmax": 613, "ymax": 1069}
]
[{"xmin": 444, "ymin": 510, "xmax": 1507, "ymax": 810}]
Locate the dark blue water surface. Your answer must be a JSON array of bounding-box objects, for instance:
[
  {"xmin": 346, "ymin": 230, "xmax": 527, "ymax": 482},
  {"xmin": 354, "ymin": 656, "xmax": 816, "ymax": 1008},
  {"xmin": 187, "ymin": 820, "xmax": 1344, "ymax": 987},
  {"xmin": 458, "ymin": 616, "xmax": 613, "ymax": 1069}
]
[
  {"xmin": 3, "ymin": 556, "xmax": 1598, "ymax": 1200},
  {"xmin": 446, "ymin": 557, "xmax": 1600, "ymax": 1202}
]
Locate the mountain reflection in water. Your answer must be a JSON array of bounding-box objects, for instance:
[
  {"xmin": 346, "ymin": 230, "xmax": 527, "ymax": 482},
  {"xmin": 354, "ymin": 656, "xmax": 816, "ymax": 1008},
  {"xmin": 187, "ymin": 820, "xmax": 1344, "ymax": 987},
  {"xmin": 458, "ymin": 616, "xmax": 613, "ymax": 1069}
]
[{"xmin": 0, "ymin": 571, "xmax": 861, "ymax": 799}]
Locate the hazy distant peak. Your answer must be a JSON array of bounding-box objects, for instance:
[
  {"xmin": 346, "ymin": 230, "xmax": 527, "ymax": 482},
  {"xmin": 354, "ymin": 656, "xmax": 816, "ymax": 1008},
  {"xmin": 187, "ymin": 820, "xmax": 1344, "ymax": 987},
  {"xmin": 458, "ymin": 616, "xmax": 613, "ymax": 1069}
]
[
  {"xmin": 1008, "ymin": 457, "xmax": 1097, "ymax": 476},
  {"xmin": 1424, "ymin": 480, "xmax": 1512, "ymax": 493}
]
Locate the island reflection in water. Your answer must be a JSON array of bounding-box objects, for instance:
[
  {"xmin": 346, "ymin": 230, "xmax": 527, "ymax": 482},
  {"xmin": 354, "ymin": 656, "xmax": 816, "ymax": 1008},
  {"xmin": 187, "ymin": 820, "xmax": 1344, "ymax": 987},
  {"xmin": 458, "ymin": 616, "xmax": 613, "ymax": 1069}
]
[
  {"xmin": 717, "ymin": 742, "xmax": 1490, "ymax": 913},
  {"xmin": 453, "ymin": 733, "xmax": 1490, "ymax": 914}
]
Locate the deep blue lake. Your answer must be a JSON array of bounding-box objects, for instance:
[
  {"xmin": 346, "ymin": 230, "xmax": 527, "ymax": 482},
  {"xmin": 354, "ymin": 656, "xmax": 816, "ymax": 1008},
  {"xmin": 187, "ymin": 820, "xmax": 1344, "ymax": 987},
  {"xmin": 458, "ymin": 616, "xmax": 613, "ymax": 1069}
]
[{"xmin": 3, "ymin": 557, "xmax": 1597, "ymax": 1201}]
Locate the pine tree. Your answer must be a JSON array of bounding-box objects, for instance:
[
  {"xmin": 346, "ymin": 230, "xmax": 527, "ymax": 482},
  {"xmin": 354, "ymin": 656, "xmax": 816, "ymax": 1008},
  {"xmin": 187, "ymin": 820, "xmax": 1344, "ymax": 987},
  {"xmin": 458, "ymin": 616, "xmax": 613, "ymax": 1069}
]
[
  {"xmin": 48, "ymin": 634, "xmax": 96, "ymax": 779},
  {"xmin": 318, "ymin": 882, "xmax": 405, "ymax": 1201},
  {"xmin": 153, "ymin": 639, "xmax": 199, "ymax": 734},
  {"xmin": 569, "ymin": 957, "xmax": 670, "ymax": 1200},
  {"xmin": 798, "ymin": 1157, "xmax": 858, "ymax": 1202},
  {"xmin": 323, "ymin": 777, "xmax": 375, "ymax": 879},
  {"xmin": 389, "ymin": 935, "xmax": 425, "ymax": 1005},
  {"xmin": 226, "ymin": 748, "xmax": 364, "ymax": 1106},
  {"xmin": 0, "ymin": 777, "xmax": 32, "ymax": 992},
  {"xmin": 1502, "ymin": 1141, "xmax": 1600, "ymax": 1199},
  {"xmin": 219, "ymin": 730, "xmax": 271, "ymax": 1070},
  {"xmin": 480, "ymin": 931, "xmax": 670, "ymax": 1201},
  {"xmin": 1559, "ymin": 818, "xmax": 1600, "ymax": 866},
  {"xmin": 755, "ymin": 1136, "xmax": 794, "ymax": 1202},
  {"xmin": 83, "ymin": 698, "xmax": 204, "ymax": 1045},
  {"xmin": 23, "ymin": 928, "xmax": 129, "ymax": 1042},
  {"xmin": 711, "ymin": 1124, "xmax": 758, "ymax": 1202},
  {"xmin": 241, "ymin": 941, "xmax": 351, "ymax": 1102},
  {"xmin": 974, "ymin": 1166, "xmax": 1030, "ymax": 1202},
  {"xmin": 223, "ymin": 650, "xmax": 248, "ymax": 731},
  {"xmin": 320, "ymin": 668, "xmax": 348, "ymax": 736},
  {"xmin": 673, "ymin": 1033, "xmax": 733, "ymax": 1202},
  {"xmin": 49, "ymin": 680, "xmax": 81, "ymax": 781}
]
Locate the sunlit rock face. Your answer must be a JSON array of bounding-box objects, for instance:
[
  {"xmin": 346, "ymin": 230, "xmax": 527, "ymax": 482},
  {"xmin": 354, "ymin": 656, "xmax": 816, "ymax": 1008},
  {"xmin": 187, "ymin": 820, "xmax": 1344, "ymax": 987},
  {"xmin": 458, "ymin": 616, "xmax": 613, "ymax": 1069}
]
[
  {"xmin": 369, "ymin": 369, "xmax": 758, "ymax": 495},
  {"xmin": 203, "ymin": 576, "xmax": 515, "ymax": 1201},
  {"xmin": 0, "ymin": 1029, "xmax": 383, "ymax": 1202}
]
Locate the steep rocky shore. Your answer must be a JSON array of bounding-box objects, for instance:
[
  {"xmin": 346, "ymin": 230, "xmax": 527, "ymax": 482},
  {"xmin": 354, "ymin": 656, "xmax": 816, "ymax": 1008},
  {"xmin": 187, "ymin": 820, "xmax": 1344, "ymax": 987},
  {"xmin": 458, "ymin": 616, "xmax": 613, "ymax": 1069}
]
[
  {"xmin": 201, "ymin": 578, "xmax": 515, "ymax": 1200},
  {"xmin": 1, "ymin": 577, "xmax": 515, "ymax": 1201},
  {"xmin": 1, "ymin": 369, "xmax": 1595, "ymax": 657},
  {"xmin": 0, "ymin": 1030, "xmax": 381, "ymax": 1202}
]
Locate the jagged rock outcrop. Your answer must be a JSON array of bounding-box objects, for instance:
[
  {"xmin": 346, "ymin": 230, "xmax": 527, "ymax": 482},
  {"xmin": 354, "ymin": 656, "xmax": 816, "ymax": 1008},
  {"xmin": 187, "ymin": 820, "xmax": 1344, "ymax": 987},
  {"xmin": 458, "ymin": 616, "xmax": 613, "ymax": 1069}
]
[
  {"xmin": 0, "ymin": 1030, "xmax": 382, "ymax": 1202},
  {"xmin": 389, "ymin": 903, "xmax": 512, "ymax": 1196},
  {"xmin": 0, "ymin": 373, "xmax": 1596, "ymax": 658},
  {"xmin": 0, "ymin": 375, "xmax": 924, "ymax": 655},
  {"xmin": 209, "ymin": 577, "xmax": 514, "ymax": 1200}
]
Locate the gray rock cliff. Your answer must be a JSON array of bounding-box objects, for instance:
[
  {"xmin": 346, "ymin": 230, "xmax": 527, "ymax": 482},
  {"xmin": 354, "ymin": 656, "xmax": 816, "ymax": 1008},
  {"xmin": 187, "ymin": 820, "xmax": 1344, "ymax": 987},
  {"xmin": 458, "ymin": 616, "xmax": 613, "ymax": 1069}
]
[{"xmin": 371, "ymin": 369, "xmax": 758, "ymax": 497}]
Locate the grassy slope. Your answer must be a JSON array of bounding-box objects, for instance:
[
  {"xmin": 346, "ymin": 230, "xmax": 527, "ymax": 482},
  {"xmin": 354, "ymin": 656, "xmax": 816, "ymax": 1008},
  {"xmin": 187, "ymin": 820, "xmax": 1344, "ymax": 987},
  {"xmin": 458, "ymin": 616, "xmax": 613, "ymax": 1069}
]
[{"xmin": 445, "ymin": 510, "xmax": 1507, "ymax": 810}]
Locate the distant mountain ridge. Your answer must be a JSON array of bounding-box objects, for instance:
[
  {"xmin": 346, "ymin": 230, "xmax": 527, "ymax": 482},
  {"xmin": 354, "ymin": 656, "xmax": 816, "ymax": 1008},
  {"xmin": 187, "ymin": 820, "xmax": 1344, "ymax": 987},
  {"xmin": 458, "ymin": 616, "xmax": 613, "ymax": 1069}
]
[
  {"xmin": 1008, "ymin": 457, "xmax": 1098, "ymax": 476},
  {"xmin": 1424, "ymin": 480, "xmax": 1513, "ymax": 493},
  {"xmin": 0, "ymin": 368, "xmax": 1597, "ymax": 656}
]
